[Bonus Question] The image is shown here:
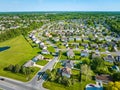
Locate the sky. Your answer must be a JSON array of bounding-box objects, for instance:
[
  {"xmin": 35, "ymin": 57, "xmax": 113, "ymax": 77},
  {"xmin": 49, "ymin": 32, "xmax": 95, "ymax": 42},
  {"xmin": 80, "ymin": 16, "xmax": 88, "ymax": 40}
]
[{"xmin": 0, "ymin": 0, "xmax": 120, "ymax": 12}]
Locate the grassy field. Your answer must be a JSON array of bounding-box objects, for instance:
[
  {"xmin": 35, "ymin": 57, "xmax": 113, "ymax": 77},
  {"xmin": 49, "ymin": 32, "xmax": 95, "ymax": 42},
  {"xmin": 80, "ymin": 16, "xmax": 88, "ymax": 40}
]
[
  {"xmin": 43, "ymin": 80, "xmax": 95, "ymax": 90},
  {"xmin": 36, "ymin": 60, "xmax": 49, "ymax": 66},
  {"xmin": 0, "ymin": 35, "xmax": 40, "ymax": 81}
]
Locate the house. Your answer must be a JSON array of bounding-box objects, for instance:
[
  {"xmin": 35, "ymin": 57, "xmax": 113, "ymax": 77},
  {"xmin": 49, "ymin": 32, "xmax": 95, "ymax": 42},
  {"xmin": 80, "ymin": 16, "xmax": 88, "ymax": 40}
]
[
  {"xmin": 92, "ymin": 53, "xmax": 100, "ymax": 59},
  {"xmin": 31, "ymin": 35, "xmax": 36, "ymax": 39},
  {"xmin": 62, "ymin": 60, "xmax": 74, "ymax": 69},
  {"xmin": 67, "ymin": 49, "xmax": 75, "ymax": 58},
  {"xmin": 103, "ymin": 54, "xmax": 115, "ymax": 63},
  {"xmin": 90, "ymin": 44, "xmax": 98, "ymax": 49},
  {"xmin": 81, "ymin": 43, "xmax": 89, "ymax": 48},
  {"xmin": 41, "ymin": 49, "xmax": 50, "ymax": 54},
  {"xmin": 111, "ymin": 65, "xmax": 120, "ymax": 72},
  {"xmin": 95, "ymin": 74, "xmax": 113, "ymax": 84},
  {"xmin": 32, "ymin": 38, "xmax": 37, "ymax": 42},
  {"xmin": 86, "ymin": 82, "xmax": 103, "ymax": 90},
  {"xmin": 98, "ymin": 37, "xmax": 104, "ymax": 41},
  {"xmin": 35, "ymin": 40, "xmax": 40, "ymax": 44},
  {"xmin": 39, "ymin": 42, "xmax": 45, "ymax": 48},
  {"xmin": 115, "ymin": 56, "xmax": 120, "ymax": 62},
  {"xmin": 53, "ymin": 37, "xmax": 60, "ymax": 42},
  {"xmin": 29, "ymin": 34, "xmax": 33, "ymax": 38},
  {"xmin": 43, "ymin": 46, "xmax": 47, "ymax": 50},
  {"xmin": 34, "ymin": 54, "xmax": 44, "ymax": 60},
  {"xmin": 23, "ymin": 60, "xmax": 35, "ymax": 67},
  {"xmin": 81, "ymin": 50, "xmax": 89, "ymax": 57},
  {"xmin": 75, "ymin": 36, "xmax": 81, "ymax": 41},
  {"xmin": 68, "ymin": 36, "xmax": 74, "ymax": 41},
  {"xmin": 61, "ymin": 67, "xmax": 71, "ymax": 78},
  {"xmin": 105, "ymin": 36, "xmax": 112, "ymax": 42}
]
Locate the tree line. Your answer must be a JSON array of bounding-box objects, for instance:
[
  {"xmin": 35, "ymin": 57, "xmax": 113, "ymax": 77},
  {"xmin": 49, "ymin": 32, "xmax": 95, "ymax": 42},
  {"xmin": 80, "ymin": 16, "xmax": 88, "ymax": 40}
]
[{"xmin": 0, "ymin": 22, "xmax": 43, "ymax": 42}]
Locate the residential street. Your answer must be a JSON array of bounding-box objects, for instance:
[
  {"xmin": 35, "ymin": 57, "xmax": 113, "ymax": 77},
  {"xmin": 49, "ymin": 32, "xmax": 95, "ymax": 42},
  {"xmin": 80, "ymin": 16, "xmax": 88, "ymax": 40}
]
[
  {"xmin": 27, "ymin": 56, "xmax": 59, "ymax": 90},
  {"xmin": 0, "ymin": 56, "xmax": 59, "ymax": 90}
]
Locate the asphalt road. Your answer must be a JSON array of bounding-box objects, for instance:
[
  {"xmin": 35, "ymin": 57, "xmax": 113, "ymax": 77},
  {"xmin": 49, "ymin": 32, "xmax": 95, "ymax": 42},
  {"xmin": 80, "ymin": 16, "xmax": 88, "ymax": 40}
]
[
  {"xmin": 0, "ymin": 79, "xmax": 38, "ymax": 90},
  {"xmin": 0, "ymin": 56, "xmax": 58, "ymax": 90},
  {"xmin": 27, "ymin": 56, "xmax": 59, "ymax": 90}
]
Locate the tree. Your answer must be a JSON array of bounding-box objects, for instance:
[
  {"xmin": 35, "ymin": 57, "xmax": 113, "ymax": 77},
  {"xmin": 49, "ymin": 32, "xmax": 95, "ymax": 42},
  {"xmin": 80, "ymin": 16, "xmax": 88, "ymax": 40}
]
[
  {"xmin": 25, "ymin": 67, "xmax": 32, "ymax": 80},
  {"xmin": 7, "ymin": 64, "xmax": 14, "ymax": 71},
  {"xmin": 112, "ymin": 72, "xmax": 120, "ymax": 81},
  {"xmin": 20, "ymin": 66, "xmax": 26, "ymax": 75},
  {"xmin": 91, "ymin": 57, "xmax": 104, "ymax": 71},
  {"xmin": 62, "ymin": 76, "xmax": 71, "ymax": 86},
  {"xmin": 81, "ymin": 58, "xmax": 90, "ymax": 65},
  {"xmin": 14, "ymin": 64, "xmax": 20, "ymax": 73},
  {"xmin": 81, "ymin": 64, "xmax": 92, "ymax": 81},
  {"xmin": 106, "ymin": 82, "xmax": 120, "ymax": 90},
  {"xmin": 45, "ymin": 69, "xmax": 52, "ymax": 81}
]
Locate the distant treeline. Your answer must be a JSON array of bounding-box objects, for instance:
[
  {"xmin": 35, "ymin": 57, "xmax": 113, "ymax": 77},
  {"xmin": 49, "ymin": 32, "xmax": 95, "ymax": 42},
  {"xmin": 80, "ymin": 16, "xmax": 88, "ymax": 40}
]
[{"xmin": 0, "ymin": 22, "xmax": 43, "ymax": 42}]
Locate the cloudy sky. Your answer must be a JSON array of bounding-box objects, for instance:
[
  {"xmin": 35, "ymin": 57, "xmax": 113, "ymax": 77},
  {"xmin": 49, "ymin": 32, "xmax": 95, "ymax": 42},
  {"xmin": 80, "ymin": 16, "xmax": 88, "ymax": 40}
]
[{"xmin": 0, "ymin": 0, "xmax": 120, "ymax": 12}]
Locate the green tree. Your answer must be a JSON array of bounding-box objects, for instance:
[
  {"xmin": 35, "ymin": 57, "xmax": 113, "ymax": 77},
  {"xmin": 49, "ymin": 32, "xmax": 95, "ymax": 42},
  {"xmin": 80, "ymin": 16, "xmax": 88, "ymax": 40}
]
[
  {"xmin": 7, "ymin": 64, "xmax": 14, "ymax": 71},
  {"xmin": 112, "ymin": 72, "xmax": 120, "ymax": 81},
  {"xmin": 81, "ymin": 64, "xmax": 92, "ymax": 81},
  {"xmin": 14, "ymin": 64, "xmax": 20, "ymax": 73}
]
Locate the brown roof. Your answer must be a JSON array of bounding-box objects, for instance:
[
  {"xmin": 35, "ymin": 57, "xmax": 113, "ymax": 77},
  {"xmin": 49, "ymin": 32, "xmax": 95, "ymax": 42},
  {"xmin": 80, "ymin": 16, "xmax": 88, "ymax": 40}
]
[
  {"xmin": 95, "ymin": 74, "xmax": 113, "ymax": 83},
  {"xmin": 62, "ymin": 67, "xmax": 71, "ymax": 75}
]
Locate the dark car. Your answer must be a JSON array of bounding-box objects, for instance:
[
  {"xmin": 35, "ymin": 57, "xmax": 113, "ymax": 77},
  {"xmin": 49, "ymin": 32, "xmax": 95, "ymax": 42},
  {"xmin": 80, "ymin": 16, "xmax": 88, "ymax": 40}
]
[
  {"xmin": 37, "ymin": 72, "xmax": 45, "ymax": 81},
  {"xmin": 0, "ymin": 78, "xmax": 5, "ymax": 81}
]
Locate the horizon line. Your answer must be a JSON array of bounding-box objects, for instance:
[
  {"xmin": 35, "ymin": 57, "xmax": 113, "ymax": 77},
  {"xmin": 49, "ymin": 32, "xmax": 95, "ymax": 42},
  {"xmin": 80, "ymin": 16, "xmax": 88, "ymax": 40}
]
[{"xmin": 0, "ymin": 10, "xmax": 120, "ymax": 13}]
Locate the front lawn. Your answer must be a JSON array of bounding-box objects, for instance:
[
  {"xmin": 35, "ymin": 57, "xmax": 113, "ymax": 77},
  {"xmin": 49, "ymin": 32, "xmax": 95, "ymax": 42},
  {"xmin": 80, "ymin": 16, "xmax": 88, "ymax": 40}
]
[
  {"xmin": 48, "ymin": 46, "xmax": 55, "ymax": 53},
  {"xmin": 43, "ymin": 54, "xmax": 54, "ymax": 59},
  {"xmin": 43, "ymin": 80, "xmax": 95, "ymax": 90},
  {"xmin": 60, "ymin": 52, "xmax": 68, "ymax": 60},
  {"xmin": 36, "ymin": 60, "xmax": 49, "ymax": 66}
]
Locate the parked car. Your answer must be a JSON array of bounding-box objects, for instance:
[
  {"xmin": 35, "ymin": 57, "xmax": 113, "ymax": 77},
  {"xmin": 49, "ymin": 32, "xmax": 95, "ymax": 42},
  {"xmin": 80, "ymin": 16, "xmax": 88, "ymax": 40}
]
[{"xmin": 0, "ymin": 78, "xmax": 5, "ymax": 81}]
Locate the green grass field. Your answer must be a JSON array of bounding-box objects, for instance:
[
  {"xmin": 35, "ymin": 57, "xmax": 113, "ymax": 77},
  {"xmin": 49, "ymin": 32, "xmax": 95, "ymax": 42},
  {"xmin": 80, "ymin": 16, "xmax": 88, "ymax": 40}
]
[
  {"xmin": 43, "ymin": 80, "xmax": 94, "ymax": 90},
  {"xmin": 0, "ymin": 35, "xmax": 40, "ymax": 81},
  {"xmin": 36, "ymin": 60, "xmax": 49, "ymax": 66}
]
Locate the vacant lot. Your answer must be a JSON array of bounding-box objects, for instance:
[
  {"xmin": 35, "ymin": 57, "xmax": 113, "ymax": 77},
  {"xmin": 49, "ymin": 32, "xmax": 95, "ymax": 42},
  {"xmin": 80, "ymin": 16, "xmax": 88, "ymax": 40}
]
[{"xmin": 0, "ymin": 35, "xmax": 40, "ymax": 81}]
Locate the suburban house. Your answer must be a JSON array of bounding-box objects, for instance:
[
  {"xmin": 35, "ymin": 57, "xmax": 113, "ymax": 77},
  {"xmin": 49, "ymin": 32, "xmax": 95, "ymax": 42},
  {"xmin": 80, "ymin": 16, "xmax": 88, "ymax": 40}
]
[
  {"xmin": 41, "ymin": 49, "xmax": 50, "ymax": 54},
  {"xmin": 95, "ymin": 74, "xmax": 113, "ymax": 84},
  {"xmin": 103, "ymin": 54, "xmax": 115, "ymax": 63},
  {"xmin": 105, "ymin": 36, "xmax": 112, "ymax": 42},
  {"xmin": 43, "ymin": 46, "xmax": 47, "ymax": 50},
  {"xmin": 23, "ymin": 60, "xmax": 35, "ymax": 67},
  {"xmin": 115, "ymin": 56, "xmax": 120, "ymax": 62},
  {"xmin": 86, "ymin": 82, "xmax": 103, "ymax": 90},
  {"xmin": 111, "ymin": 65, "xmax": 120, "ymax": 72},
  {"xmin": 62, "ymin": 60, "xmax": 74, "ymax": 69},
  {"xmin": 75, "ymin": 36, "xmax": 81, "ymax": 41},
  {"xmin": 90, "ymin": 44, "xmax": 98, "ymax": 49},
  {"xmin": 67, "ymin": 49, "xmax": 75, "ymax": 58},
  {"xmin": 81, "ymin": 43, "xmax": 89, "ymax": 48},
  {"xmin": 39, "ymin": 42, "xmax": 45, "ymax": 48},
  {"xmin": 68, "ymin": 36, "xmax": 74, "ymax": 41},
  {"xmin": 92, "ymin": 53, "xmax": 100, "ymax": 59},
  {"xmin": 81, "ymin": 50, "xmax": 89, "ymax": 57},
  {"xmin": 61, "ymin": 37, "xmax": 68, "ymax": 42},
  {"xmin": 53, "ymin": 37, "xmax": 60, "ymax": 42},
  {"xmin": 32, "ymin": 54, "xmax": 44, "ymax": 62},
  {"xmin": 35, "ymin": 40, "xmax": 40, "ymax": 44},
  {"xmin": 61, "ymin": 67, "xmax": 71, "ymax": 78}
]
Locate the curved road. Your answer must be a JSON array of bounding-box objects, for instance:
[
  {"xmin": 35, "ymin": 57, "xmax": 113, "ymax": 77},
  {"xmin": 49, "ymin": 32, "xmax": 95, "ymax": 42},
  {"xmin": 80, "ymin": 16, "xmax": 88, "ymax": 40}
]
[{"xmin": 0, "ymin": 56, "xmax": 59, "ymax": 90}]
